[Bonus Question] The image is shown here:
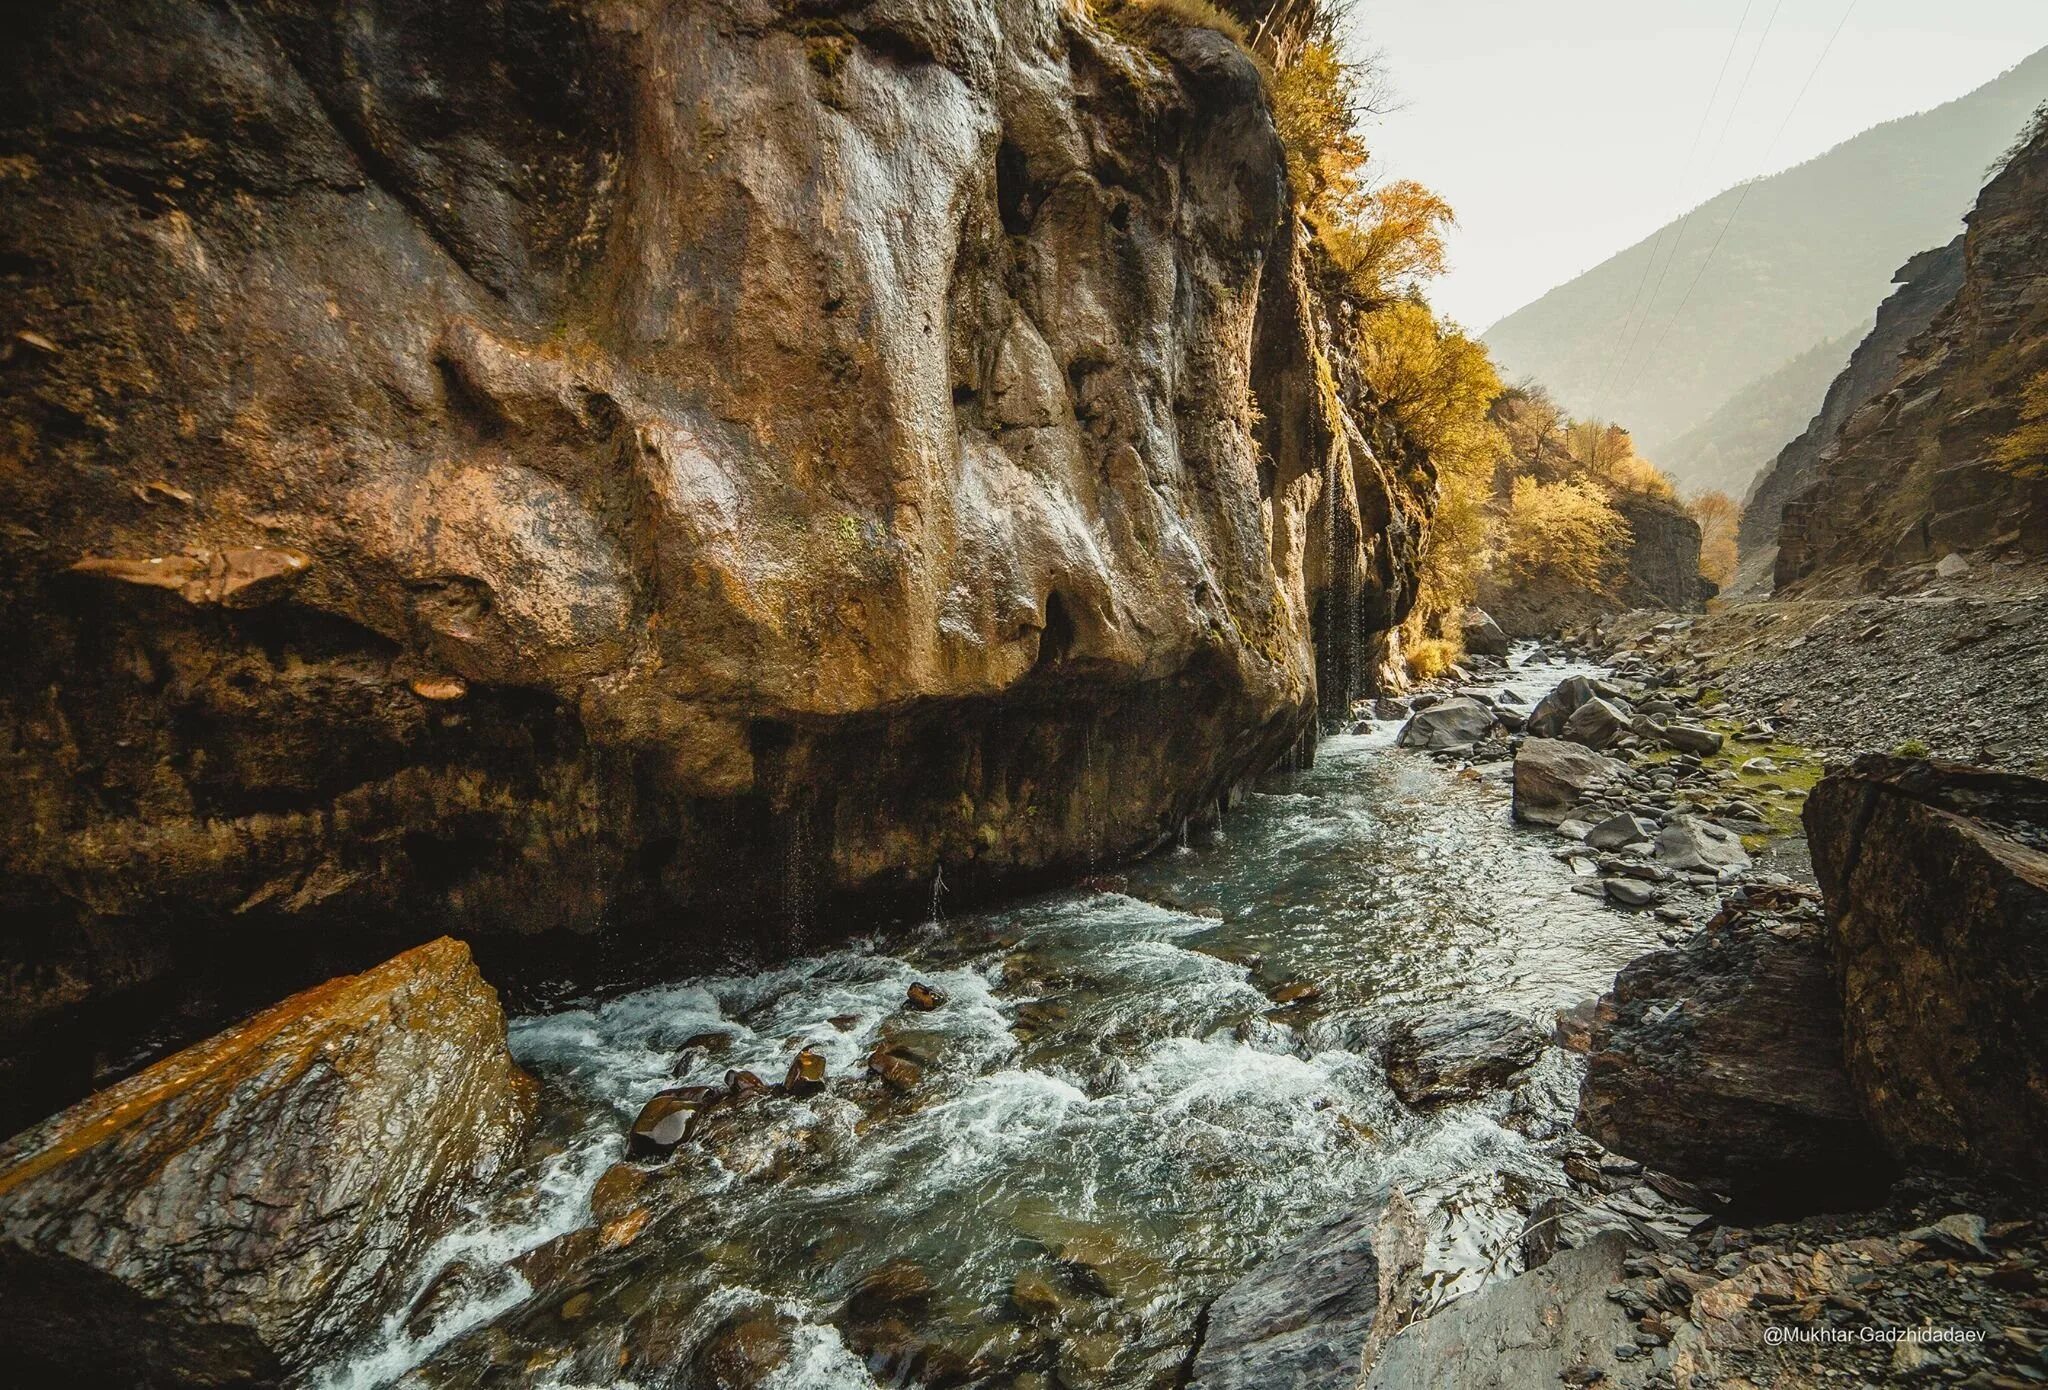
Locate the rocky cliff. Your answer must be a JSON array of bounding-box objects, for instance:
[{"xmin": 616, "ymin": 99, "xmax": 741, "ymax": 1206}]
[
  {"xmin": 1775, "ymin": 121, "xmax": 2048, "ymax": 591},
  {"xmin": 0, "ymin": 0, "xmax": 1430, "ymax": 1122},
  {"xmin": 1740, "ymin": 237, "xmax": 1966, "ymax": 563}
]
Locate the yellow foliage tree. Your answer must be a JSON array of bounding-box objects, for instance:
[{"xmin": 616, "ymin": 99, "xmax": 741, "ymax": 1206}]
[
  {"xmin": 1354, "ymin": 301, "xmax": 1507, "ymax": 669},
  {"xmin": 1993, "ymin": 369, "xmax": 2048, "ymax": 478},
  {"xmin": 1688, "ymin": 490, "xmax": 1741, "ymax": 587},
  {"xmin": 1500, "ymin": 477, "xmax": 1630, "ymax": 593}
]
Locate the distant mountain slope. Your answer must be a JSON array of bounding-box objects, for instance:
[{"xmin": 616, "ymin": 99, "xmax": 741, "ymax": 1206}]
[
  {"xmin": 1482, "ymin": 47, "xmax": 2048, "ymax": 486},
  {"xmin": 1657, "ymin": 327, "xmax": 1865, "ymax": 499}
]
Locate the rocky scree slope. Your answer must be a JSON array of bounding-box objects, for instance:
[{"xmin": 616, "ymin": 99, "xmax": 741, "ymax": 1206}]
[
  {"xmin": 1776, "ymin": 118, "xmax": 2048, "ymax": 591},
  {"xmin": 0, "ymin": 0, "xmax": 1432, "ymax": 1125}
]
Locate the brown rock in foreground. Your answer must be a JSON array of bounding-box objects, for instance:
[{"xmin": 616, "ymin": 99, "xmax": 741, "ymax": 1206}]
[
  {"xmin": 1577, "ymin": 909, "xmax": 1888, "ymax": 1213},
  {"xmin": 1806, "ymin": 755, "xmax": 2048, "ymax": 1185},
  {"xmin": 0, "ymin": 938, "xmax": 535, "ymax": 1386},
  {"xmin": 0, "ymin": 0, "xmax": 1430, "ymax": 1122}
]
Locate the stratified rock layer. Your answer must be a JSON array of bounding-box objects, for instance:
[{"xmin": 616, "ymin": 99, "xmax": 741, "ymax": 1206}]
[
  {"xmin": 1806, "ymin": 755, "xmax": 2048, "ymax": 1185},
  {"xmin": 1775, "ymin": 122, "xmax": 2048, "ymax": 590},
  {"xmin": 0, "ymin": 938, "xmax": 535, "ymax": 1387},
  {"xmin": 0, "ymin": 0, "xmax": 1429, "ymax": 1120}
]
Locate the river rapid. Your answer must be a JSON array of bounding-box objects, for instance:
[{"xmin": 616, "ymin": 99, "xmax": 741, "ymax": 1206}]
[{"xmin": 326, "ymin": 649, "xmax": 1663, "ymax": 1390}]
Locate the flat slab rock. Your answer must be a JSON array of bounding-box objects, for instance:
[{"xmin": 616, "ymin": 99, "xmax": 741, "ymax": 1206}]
[
  {"xmin": 1386, "ymin": 1010, "xmax": 1546, "ymax": 1107},
  {"xmin": 1186, "ymin": 1208, "xmax": 1380, "ymax": 1390},
  {"xmin": 1362, "ymin": 1234, "xmax": 1664, "ymax": 1389},
  {"xmin": 0, "ymin": 938, "xmax": 536, "ymax": 1387}
]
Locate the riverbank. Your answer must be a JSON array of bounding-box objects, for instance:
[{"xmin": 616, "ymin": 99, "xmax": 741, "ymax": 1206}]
[{"xmin": 1316, "ymin": 627, "xmax": 2048, "ymax": 1389}]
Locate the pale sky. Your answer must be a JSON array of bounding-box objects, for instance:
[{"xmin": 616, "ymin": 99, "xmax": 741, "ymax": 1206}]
[{"xmin": 1353, "ymin": 1, "xmax": 2048, "ymax": 331}]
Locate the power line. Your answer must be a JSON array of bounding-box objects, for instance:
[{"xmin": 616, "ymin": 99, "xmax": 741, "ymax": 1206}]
[
  {"xmin": 1625, "ymin": 0, "xmax": 1860, "ymax": 398},
  {"xmin": 1611, "ymin": 0, "xmax": 1788, "ymax": 408},
  {"xmin": 1593, "ymin": 0, "xmax": 1758, "ymax": 411}
]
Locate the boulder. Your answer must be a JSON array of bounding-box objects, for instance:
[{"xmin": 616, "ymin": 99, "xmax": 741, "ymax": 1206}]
[
  {"xmin": 1459, "ymin": 608, "xmax": 1510, "ymax": 657},
  {"xmin": 1603, "ymin": 878, "xmax": 1660, "ymax": 908},
  {"xmin": 1385, "ymin": 1011, "xmax": 1546, "ymax": 1107},
  {"xmin": 1186, "ymin": 1208, "xmax": 1379, "ymax": 1390},
  {"xmin": 1514, "ymin": 739, "xmax": 1628, "ymax": 827},
  {"xmin": 1653, "ymin": 817, "xmax": 1750, "ymax": 873},
  {"xmin": 1395, "ymin": 698, "xmax": 1498, "ymax": 753},
  {"xmin": 1576, "ymin": 916, "xmax": 1887, "ymax": 1212},
  {"xmin": 1561, "ymin": 696, "xmax": 1632, "ymax": 750},
  {"xmin": 1585, "ymin": 813, "xmax": 1657, "ymax": 851},
  {"xmin": 1806, "ymin": 756, "xmax": 2048, "ymax": 1185},
  {"xmin": 1659, "ymin": 724, "xmax": 1723, "ymax": 757},
  {"xmin": 0, "ymin": 939, "xmax": 535, "ymax": 1385},
  {"xmin": 1526, "ymin": 677, "xmax": 1599, "ymax": 739}
]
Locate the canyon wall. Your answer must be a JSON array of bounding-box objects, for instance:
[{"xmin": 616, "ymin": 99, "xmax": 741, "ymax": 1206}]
[
  {"xmin": 1775, "ymin": 122, "xmax": 2048, "ymax": 592},
  {"xmin": 1740, "ymin": 238, "xmax": 1966, "ymax": 564},
  {"xmin": 0, "ymin": 0, "xmax": 1430, "ymax": 1123}
]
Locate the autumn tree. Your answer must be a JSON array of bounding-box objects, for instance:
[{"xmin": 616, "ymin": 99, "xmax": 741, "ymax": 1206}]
[
  {"xmin": 1499, "ymin": 477, "xmax": 1631, "ymax": 593},
  {"xmin": 1993, "ymin": 369, "xmax": 2048, "ymax": 478},
  {"xmin": 1688, "ymin": 490, "xmax": 1741, "ymax": 587},
  {"xmin": 1356, "ymin": 301, "xmax": 1507, "ymax": 673}
]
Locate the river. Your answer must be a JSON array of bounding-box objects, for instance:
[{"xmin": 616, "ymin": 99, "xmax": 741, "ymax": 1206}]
[{"xmin": 325, "ymin": 649, "xmax": 1663, "ymax": 1390}]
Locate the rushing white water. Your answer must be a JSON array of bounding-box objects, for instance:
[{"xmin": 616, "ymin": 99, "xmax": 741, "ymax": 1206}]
[{"xmin": 325, "ymin": 647, "xmax": 1652, "ymax": 1389}]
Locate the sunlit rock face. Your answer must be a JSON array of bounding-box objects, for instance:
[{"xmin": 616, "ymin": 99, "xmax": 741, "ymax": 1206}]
[
  {"xmin": 1774, "ymin": 121, "xmax": 2048, "ymax": 592},
  {"xmin": 0, "ymin": 0, "xmax": 1429, "ymax": 1120}
]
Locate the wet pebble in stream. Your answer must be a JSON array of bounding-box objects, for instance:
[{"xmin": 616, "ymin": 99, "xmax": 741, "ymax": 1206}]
[{"xmin": 318, "ymin": 651, "xmax": 1665, "ymax": 1390}]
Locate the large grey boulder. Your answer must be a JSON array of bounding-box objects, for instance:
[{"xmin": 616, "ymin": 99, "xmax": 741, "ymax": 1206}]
[
  {"xmin": 1561, "ymin": 696, "xmax": 1632, "ymax": 750},
  {"xmin": 1396, "ymin": 698, "xmax": 1497, "ymax": 752},
  {"xmin": 1806, "ymin": 756, "xmax": 2048, "ymax": 1185},
  {"xmin": 1362, "ymin": 1234, "xmax": 1664, "ymax": 1389},
  {"xmin": 1653, "ymin": 817, "xmax": 1750, "ymax": 872},
  {"xmin": 1514, "ymin": 738, "xmax": 1628, "ymax": 826}
]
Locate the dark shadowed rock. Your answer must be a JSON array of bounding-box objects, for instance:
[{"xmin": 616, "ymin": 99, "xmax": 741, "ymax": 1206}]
[
  {"xmin": 1514, "ymin": 739, "xmax": 1628, "ymax": 826},
  {"xmin": 1396, "ymin": 697, "xmax": 1498, "ymax": 752},
  {"xmin": 1386, "ymin": 1011, "xmax": 1546, "ymax": 1107},
  {"xmin": 1187, "ymin": 1208, "xmax": 1379, "ymax": 1390},
  {"xmin": 1577, "ymin": 915, "xmax": 1887, "ymax": 1212},
  {"xmin": 0, "ymin": 939, "xmax": 535, "ymax": 1386},
  {"xmin": 1527, "ymin": 678, "xmax": 1600, "ymax": 738},
  {"xmin": 1806, "ymin": 756, "xmax": 2048, "ymax": 1185}
]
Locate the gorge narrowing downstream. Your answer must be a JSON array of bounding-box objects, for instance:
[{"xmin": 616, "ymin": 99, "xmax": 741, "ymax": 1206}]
[{"xmin": 324, "ymin": 650, "xmax": 1655, "ymax": 1389}]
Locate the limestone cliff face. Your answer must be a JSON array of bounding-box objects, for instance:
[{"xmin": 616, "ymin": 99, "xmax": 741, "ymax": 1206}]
[
  {"xmin": 1775, "ymin": 123, "xmax": 2048, "ymax": 592},
  {"xmin": 1740, "ymin": 238, "xmax": 1966, "ymax": 563},
  {"xmin": 0, "ymin": 0, "xmax": 1428, "ymax": 1120}
]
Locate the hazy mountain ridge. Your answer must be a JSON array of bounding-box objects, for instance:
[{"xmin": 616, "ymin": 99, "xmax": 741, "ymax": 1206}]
[
  {"xmin": 1482, "ymin": 46, "xmax": 2048, "ymax": 489},
  {"xmin": 1656, "ymin": 326, "xmax": 1866, "ymax": 499}
]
